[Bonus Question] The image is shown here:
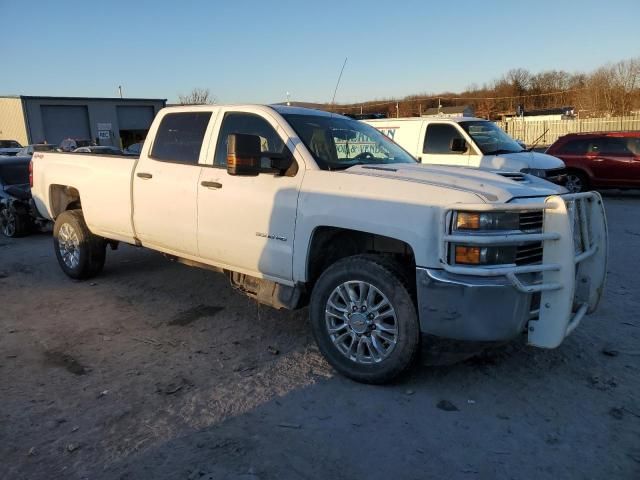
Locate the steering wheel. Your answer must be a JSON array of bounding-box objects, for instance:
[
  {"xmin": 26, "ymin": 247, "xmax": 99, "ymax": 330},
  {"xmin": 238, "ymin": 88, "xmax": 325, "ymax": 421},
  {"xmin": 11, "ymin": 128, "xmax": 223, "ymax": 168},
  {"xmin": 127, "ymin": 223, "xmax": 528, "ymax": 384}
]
[{"xmin": 354, "ymin": 151, "xmax": 375, "ymax": 160}]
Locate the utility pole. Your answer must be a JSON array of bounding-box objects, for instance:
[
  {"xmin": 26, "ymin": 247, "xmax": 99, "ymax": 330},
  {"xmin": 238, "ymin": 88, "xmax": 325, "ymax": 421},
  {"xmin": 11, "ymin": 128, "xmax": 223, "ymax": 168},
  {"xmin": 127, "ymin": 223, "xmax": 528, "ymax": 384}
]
[
  {"xmin": 118, "ymin": 85, "xmax": 123, "ymax": 98},
  {"xmin": 419, "ymin": 104, "xmax": 422, "ymax": 116},
  {"xmin": 396, "ymin": 102, "xmax": 399, "ymax": 118},
  {"xmin": 286, "ymin": 91, "xmax": 290, "ymax": 106}
]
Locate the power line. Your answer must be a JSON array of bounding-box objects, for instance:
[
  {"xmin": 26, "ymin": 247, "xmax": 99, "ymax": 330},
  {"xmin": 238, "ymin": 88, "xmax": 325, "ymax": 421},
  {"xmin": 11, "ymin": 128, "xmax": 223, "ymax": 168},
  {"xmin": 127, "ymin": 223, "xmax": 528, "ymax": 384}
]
[{"xmin": 330, "ymin": 87, "xmax": 588, "ymax": 112}]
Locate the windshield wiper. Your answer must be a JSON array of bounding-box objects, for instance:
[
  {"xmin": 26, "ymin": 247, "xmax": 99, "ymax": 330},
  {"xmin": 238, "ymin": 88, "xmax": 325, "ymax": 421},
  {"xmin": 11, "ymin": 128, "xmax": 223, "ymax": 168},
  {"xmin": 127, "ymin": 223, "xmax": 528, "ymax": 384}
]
[
  {"xmin": 526, "ymin": 129, "xmax": 549, "ymax": 151},
  {"xmin": 328, "ymin": 159, "xmax": 390, "ymax": 170},
  {"xmin": 485, "ymin": 148, "xmax": 522, "ymax": 156}
]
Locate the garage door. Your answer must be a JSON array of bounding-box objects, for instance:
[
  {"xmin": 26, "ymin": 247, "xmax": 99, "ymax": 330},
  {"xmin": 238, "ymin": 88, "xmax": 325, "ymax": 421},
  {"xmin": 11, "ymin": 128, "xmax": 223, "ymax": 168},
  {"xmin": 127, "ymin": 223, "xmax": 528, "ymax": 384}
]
[
  {"xmin": 117, "ymin": 106, "xmax": 155, "ymax": 130},
  {"xmin": 41, "ymin": 105, "xmax": 91, "ymax": 145}
]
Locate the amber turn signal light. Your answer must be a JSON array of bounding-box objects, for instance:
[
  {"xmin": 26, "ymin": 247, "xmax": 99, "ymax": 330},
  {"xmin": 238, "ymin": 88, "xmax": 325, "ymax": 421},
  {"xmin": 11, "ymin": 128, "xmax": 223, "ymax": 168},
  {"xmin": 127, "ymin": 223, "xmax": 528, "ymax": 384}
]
[
  {"xmin": 456, "ymin": 212, "xmax": 481, "ymax": 230},
  {"xmin": 455, "ymin": 246, "xmax": 481, "ymax": 264}
]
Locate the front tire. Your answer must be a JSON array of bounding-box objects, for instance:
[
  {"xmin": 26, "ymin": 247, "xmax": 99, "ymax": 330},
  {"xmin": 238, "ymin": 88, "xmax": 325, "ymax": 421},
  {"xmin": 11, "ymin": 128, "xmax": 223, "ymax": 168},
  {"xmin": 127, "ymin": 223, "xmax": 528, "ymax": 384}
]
[
  {"xmin": 309, "ymin": 255, "xmax": 420, "ymax": 384},
  {"xmin": 53, "ymin": 210, "xmax": 106, "ymax": 279},
  {"xmin": 565, "ymin": 171, "xmax": 589, "ymax": 193}
]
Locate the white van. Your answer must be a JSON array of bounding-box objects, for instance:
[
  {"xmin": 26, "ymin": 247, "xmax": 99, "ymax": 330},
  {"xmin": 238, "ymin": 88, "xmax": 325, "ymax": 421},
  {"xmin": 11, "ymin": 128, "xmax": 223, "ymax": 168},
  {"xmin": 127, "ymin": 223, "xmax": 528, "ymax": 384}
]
[{"xmin": 363, "ymin": 117, "xmax": 566, "ymax": 183}]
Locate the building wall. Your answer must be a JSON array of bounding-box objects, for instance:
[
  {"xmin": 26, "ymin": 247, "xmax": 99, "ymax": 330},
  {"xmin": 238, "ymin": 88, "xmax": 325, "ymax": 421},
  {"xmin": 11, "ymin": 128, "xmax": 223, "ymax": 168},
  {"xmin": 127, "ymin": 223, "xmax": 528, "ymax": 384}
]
[
  {"xmin": 0, "ymin": 97, "xmax": 28, "ymax": 145},
  {"xmin": 504, "ymin": 114, "xmax": 565, "ymax": 123},
  {"xmin": 22, "ymin": 98, "xmax": 165, "ymax": 147}
]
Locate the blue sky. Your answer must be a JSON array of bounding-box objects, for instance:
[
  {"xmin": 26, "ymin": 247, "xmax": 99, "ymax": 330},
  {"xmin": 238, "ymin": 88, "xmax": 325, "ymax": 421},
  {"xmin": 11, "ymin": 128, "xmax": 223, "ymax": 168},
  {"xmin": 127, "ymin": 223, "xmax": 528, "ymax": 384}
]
[{"xmin": 3, "ymin": 0, "xmax": 639, "ymax": 104}]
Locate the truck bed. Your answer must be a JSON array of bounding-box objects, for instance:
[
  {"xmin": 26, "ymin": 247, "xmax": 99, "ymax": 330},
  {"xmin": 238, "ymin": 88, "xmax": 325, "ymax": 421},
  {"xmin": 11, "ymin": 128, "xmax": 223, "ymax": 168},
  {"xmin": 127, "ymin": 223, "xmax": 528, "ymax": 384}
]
[{"xmin": 31, "ymin": 152, "xmax": 138, "ymax": 243}]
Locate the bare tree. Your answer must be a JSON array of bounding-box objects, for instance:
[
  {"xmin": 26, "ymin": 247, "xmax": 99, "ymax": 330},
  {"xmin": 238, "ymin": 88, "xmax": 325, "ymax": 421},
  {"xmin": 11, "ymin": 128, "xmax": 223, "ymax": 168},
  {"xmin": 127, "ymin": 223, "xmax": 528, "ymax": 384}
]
[
  {"xmin": 334, "ymin": 56, "xmax": 640, "ymax": 119},
  {"xmin": 178, "ymin": 88, "xmax": 216, "ymax": 105}
]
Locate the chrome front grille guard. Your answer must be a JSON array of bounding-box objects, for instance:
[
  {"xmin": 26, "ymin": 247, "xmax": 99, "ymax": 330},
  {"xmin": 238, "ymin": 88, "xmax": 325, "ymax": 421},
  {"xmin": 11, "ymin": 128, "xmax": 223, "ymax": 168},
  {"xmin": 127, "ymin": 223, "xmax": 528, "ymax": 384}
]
[{"xmin": 440, "ymin": 192, "xmax": 608, "ymax": 348}]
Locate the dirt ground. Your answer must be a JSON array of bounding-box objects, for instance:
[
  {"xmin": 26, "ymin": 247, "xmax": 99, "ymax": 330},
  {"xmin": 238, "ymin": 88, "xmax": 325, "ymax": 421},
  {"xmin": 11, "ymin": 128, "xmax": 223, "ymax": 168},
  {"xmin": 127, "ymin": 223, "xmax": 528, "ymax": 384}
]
[{"xmin": 1, "ymin": 194, "xmax": 639, "ymax": 480}]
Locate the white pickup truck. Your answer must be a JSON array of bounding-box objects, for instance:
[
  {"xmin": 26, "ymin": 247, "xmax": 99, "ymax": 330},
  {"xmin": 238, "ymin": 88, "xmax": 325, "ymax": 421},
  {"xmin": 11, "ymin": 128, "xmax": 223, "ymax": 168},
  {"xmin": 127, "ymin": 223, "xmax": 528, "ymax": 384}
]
[{"xmin": 31, "ymin": 105, "xmax": 608, "ymax": 384}]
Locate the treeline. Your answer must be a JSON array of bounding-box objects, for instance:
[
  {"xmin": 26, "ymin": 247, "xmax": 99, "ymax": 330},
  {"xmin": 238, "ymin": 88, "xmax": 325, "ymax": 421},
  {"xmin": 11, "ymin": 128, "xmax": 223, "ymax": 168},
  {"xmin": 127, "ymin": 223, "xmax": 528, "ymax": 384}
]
[{"xmin": 331, "ymin": 57, "xmax": 640, "ymax": 120}]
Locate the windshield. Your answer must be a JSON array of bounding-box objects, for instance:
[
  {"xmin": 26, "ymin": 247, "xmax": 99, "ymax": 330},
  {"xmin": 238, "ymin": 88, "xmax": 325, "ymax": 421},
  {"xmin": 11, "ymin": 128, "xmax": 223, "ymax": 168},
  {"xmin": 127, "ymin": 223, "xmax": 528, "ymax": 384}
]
[
  {"xmin": 0, "ymin": 140, "xmax": 22, "ymax": 149},
  {"xmin": 459, "ymin": 121, "xmax": 525, "ymax": 155},
  {"xmin": 282, "ymin": 113, "xmax": 416, "ymax": 170}
]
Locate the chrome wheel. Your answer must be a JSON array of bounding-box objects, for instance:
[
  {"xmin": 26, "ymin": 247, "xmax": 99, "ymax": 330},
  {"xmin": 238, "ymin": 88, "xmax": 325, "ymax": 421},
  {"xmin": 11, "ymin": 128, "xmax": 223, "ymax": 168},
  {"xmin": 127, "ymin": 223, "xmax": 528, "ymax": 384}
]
[
  {"xmin": 565, "ymin": 174, "xmax": 584, "ymax": 193},
  {"xmin": 325, "ymin": 281, "xmax": 398, "ymax": 364},
  {"xmin": 58, "ymin": 223, "xmax": 80, "ymax": 269},
  {"xmin": 1, "ymin": 208, "xmax": 16, "ymax": 237}
]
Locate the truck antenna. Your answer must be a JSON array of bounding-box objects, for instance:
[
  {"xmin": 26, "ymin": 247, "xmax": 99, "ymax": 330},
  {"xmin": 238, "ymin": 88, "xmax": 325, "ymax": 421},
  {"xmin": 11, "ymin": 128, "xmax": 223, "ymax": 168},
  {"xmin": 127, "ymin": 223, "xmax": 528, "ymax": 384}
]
[
  {"xmin": 330, "ymin": 57, "xmax": 348, "ymax": 111},
  {"xmin": 326, "ymin": 57, "xmax": 348, "ymax": 172}
]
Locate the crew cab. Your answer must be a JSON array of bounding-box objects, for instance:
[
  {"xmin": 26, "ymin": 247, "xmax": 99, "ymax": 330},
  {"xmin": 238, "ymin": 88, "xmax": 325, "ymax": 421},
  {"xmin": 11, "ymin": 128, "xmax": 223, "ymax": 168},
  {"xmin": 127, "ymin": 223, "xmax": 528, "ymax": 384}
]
[
  {"xmin": 363, "ymin": 117, "xmax": 567, "ymax": 184},
  {"xmin": 31, "ymin": 105, "xmax": 607, "ymax": 383}
]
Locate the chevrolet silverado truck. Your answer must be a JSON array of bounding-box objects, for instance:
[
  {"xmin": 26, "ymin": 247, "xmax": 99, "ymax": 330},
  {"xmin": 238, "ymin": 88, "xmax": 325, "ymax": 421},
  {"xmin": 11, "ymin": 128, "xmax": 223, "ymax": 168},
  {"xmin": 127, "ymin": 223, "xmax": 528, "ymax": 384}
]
[{"xmin": 31, "ymin": 105, "xmax": 608, "ymax": 384}]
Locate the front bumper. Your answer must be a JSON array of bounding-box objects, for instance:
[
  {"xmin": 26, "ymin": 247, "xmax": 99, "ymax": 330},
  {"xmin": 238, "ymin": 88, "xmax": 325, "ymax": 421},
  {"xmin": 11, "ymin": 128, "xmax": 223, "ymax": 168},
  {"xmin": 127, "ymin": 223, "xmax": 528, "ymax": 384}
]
[
  {"xmin": 416, "ymin": 192, "xmax": 608, "ymax": 347},
  {"xmin": 416, "ymin": 268, "xmax": 534, "ymax": 341}
]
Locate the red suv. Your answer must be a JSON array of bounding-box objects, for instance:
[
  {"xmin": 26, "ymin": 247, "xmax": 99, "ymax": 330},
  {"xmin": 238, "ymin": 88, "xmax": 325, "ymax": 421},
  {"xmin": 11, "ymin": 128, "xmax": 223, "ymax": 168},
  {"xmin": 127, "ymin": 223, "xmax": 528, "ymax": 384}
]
[{"xmin": 546, "ymin": 131, "xmax": 640, "ymax": 193}]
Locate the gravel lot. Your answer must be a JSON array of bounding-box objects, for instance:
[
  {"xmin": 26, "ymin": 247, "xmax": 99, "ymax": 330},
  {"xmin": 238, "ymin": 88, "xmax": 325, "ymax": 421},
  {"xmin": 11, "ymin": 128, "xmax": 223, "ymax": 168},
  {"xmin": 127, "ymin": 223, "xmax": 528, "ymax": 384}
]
[{"xmin": 1, "ymin": 194, "xmax": 639, "ymax": 480}]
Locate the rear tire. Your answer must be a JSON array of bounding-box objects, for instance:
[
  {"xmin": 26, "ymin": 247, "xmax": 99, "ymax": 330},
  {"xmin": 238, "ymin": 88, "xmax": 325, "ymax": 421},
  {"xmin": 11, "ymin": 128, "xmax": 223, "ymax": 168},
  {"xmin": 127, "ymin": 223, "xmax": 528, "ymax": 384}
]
[
  {"xmin": 53, "ymin": 210, "xmax": 106, "ymax": 279},
  {"xmin": 565, "ymin": 171, "xmax": 589, "ymax": 193},
  {"xmin": 0, "ymin": 205, "xmax": 31, "ymax": 238},
  {"xmin": 309, "ymin": 255, "xmax": 420, "ymax": 384}
]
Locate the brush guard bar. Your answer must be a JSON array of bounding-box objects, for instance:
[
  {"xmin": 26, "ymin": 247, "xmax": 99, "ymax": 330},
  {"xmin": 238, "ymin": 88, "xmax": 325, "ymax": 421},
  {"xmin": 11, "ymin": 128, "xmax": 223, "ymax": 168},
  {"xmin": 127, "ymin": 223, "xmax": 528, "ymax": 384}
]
[{"xmin": 440, "ymin": 192, "xmax": 608, "ymax": 348}]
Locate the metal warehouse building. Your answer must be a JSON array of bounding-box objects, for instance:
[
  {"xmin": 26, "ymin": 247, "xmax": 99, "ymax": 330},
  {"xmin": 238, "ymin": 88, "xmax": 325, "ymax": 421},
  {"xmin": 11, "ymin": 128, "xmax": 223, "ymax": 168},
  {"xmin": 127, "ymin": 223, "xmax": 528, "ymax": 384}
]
[{"xmin": 0, "ymin": 95, "xmax": 166, "ymax": 148}]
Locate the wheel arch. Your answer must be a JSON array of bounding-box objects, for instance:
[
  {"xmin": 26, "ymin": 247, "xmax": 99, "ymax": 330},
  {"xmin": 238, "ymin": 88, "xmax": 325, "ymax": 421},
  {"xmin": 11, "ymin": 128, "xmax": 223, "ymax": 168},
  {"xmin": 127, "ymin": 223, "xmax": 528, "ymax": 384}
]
[
  {"xmin": 304, "ymin": 226, "xmax": 416, "ymax": 289},
  {"xmin": 49, "ymin": 184, "xmax": 81, "ymax": 218}
]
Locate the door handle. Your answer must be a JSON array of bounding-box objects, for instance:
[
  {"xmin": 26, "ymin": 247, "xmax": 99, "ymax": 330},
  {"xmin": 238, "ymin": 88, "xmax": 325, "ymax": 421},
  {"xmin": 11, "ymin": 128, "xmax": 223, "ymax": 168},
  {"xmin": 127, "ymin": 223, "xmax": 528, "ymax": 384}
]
[
  {"xmin": 201, "ymin": 180, "xmax": 222, "ymax": 189},
  {"xmin": 137, "ymin": 172, "xmax": 153, "ymax": 179}
]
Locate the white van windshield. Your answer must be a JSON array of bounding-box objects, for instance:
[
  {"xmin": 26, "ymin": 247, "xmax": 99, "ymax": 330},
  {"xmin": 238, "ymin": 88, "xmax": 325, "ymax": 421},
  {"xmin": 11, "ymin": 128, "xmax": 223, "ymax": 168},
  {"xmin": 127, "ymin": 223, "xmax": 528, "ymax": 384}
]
[
  {"xmin": 283, "ymin": 114, "xmax": 417, "ymax": 170},
  {"xmin": 460, "ymin": 121, "xmax": 525, "ymax": 155}
]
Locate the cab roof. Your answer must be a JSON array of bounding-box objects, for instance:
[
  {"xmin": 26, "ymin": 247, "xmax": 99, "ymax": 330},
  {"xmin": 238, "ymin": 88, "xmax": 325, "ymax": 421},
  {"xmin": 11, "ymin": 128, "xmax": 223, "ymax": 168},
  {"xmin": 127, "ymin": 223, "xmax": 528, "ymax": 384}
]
[{"xmin": 161, "ymin": 103, "xmax": 349, "ymax": 119}]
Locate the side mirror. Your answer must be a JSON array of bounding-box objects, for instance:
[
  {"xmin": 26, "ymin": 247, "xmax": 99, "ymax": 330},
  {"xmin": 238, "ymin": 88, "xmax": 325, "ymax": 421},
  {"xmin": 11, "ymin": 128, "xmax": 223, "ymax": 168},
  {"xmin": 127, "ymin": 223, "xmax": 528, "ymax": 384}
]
[
  {"xmin": 450, "ymin": 137, "xmax": 467, "ymax": 153},
  {"xmin": 227, "ymin": 133, "xmax": 261, "ymax": 176}
]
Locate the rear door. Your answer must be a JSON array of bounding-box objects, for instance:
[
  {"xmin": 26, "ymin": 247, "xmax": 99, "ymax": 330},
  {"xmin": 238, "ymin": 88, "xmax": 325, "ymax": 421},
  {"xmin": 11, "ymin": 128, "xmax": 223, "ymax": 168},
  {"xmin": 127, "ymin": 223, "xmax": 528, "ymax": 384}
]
[
  {"xmin": 421, "ymin": 123, "xmax": 470, "ymax": 166},
  {"xmin": 626, "ymin": 136, "xmax": 640, "ymax": 185},
  {"xmin": 587, "ymin": 137, "xmax": 636, "ymax": 186},
  {"xmin": 133, "ymin": 111, "xmax": 214, "ymax": 256}
]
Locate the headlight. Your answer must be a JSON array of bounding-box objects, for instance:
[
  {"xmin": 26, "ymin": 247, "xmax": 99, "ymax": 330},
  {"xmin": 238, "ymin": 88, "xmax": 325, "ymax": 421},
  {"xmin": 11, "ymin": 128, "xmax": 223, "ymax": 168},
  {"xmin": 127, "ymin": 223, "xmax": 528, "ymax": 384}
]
[
  {"xmin": 454, "ymin": 245, "xmax": 517, "ymax": 265},
  {"xmin": 455, "ymin": 211, "xmax": 520, "ymax": 231},
  {"xmin": 521, "ymin": 168, "xmax": 546, "ymax": 178}
]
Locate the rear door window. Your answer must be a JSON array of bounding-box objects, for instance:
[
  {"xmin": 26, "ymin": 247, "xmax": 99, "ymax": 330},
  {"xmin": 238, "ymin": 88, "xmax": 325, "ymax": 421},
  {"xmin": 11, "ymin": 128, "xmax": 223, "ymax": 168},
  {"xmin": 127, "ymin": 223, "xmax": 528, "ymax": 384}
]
[
  {"xmin": 600, "ymin": 137, "xmax": 633, "ymax": 155},
  {"xmin": 150, "ymin": 112, "xmax": 212, "ymax": 164},
  {"xmin": 626, "ymin": 137, "xmax": 640, "ymax": 155},
  {"xmin": 423, "ymin": 124, "xmax": 464, "ymax": 154}
]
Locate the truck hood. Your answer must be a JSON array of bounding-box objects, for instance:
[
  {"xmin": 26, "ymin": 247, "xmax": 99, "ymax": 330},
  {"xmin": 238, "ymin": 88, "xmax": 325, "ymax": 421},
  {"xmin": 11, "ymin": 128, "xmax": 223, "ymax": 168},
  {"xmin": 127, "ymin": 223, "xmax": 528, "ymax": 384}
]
[
  {"xmin": 481, "ymin": 151, "xmax": 565, "ymax": 171},
  {"xmin": 344, "ymin": 163, "xmax": 565, "ymax": 203}
]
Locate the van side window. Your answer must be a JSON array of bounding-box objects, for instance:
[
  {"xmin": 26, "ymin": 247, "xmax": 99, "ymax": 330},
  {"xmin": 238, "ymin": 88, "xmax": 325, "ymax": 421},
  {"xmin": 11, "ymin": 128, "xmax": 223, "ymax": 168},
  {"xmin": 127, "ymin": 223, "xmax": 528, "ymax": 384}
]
[
  {"xmin": 150, "ymin": 112, "xmax": 212, "ymax": 164},
  {"xmin": 423, "ymin": 124, "xmax": 464, "ymax": 154},
  {"xmin": 214, "ymin": 112, "xmax": 290, "ymax": 169}
]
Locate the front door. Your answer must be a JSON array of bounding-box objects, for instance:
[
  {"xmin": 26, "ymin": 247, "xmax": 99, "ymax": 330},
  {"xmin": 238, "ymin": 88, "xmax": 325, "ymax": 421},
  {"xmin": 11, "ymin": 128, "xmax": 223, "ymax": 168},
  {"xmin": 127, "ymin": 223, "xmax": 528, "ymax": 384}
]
[
  {"xmin": 133, "ymin": 111, "xmax": 213, "ymax": 256},
  {"xmin": 197, "ymin": 110, "xmax": 302, "ymax": 282},
  {"xmin": 421, "ymin": 123, "xmax": 470, "ymax": 166}
]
